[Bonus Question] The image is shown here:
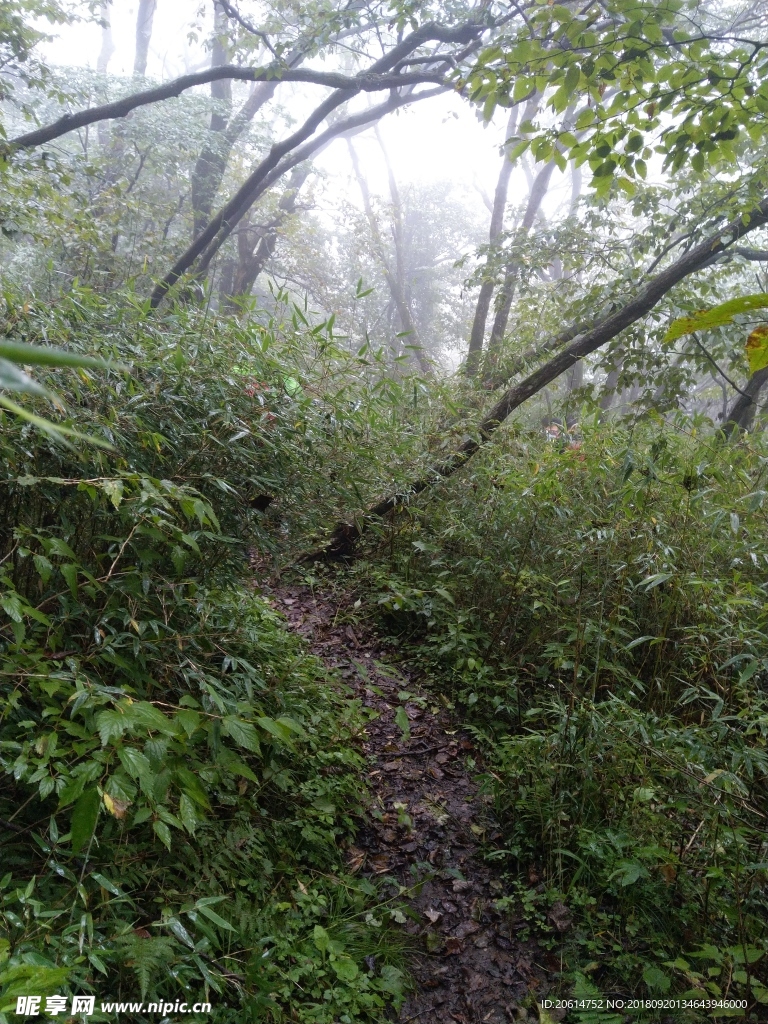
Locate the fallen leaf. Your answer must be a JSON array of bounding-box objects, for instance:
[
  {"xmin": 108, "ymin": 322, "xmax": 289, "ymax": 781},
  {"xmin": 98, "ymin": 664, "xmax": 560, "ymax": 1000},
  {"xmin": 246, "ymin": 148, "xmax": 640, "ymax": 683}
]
[
  {"xmin": 454, "ymin": 919, "xmax": 480, "ymax": 939},
  {"xmin": 659, "ymin": 863, "xmax": 677, "ymax": 884},
  {"xmin": 427, "ymin": 766, "xmax": 444, "ymax": 780},
  {"xmin": 445, "ymin": 936, "xmax": 464, "ymax": 955},
  {"xmin": 346, "ymin": 847, "xmax": 366, "ymax": 873},
  {"xmin": 452, "ymin": 879, "xmax": 472, "ymax": 893},
  {"xmin": 369, "ymin": 854, "xmax": 391, "ymax": 874},
  {"xmin": 463, "ymin": 969, "xmax": 486, "ymax": 992},
  {"xmin": 424, "ymin": 907, "xmax": 443, "ymax": 924},
  {"xmin": 547, "ymin": 900, "xmax": 572, "ymax": 933}
]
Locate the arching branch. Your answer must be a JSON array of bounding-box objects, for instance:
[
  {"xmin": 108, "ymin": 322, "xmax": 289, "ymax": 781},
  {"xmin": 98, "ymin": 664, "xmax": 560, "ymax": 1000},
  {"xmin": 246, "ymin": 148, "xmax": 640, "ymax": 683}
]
[
  {"xmin": 7, "ymin": 21, "xmax": 482, "ymax": 152},
  {"xmin": 314, "ymin": 194, "xmax": 768, "ymax": 556},
  {"xmin": 152, "ymin": 84, "xmax": 447, "ymax": 306}
]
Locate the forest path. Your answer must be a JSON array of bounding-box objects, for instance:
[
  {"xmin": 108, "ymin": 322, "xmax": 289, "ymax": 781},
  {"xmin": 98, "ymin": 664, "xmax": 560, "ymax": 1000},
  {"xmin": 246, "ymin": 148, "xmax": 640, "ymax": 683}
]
[{"xmin": 265, "ymin": 576, "xmax": 550, "ymax": 1024}]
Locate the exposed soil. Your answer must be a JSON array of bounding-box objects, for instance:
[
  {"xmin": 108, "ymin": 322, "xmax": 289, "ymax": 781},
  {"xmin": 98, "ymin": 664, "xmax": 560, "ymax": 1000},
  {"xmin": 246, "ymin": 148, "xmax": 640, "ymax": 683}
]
[{"xmin": 265, "ymin": 576, "xmax": 555, "ymax": 1024}]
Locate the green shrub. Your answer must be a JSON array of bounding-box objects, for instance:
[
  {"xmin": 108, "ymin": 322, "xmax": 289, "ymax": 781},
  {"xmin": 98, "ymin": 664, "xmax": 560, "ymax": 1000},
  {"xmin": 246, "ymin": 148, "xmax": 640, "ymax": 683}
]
[
  {"xmin": 0, "ymin": 291, "xmax": 415, "ymax": 1022},
  {"xmin": 355, "ymin": 420, "xmax": 768, "ymax": 1018}
]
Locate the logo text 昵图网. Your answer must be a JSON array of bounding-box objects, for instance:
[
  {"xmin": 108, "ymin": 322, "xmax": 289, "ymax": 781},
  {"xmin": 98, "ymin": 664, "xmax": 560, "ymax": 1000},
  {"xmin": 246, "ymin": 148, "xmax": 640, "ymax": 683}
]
[{"xmin": 15, "ymin": 996, "xmax": 212, "ymax": 1016}]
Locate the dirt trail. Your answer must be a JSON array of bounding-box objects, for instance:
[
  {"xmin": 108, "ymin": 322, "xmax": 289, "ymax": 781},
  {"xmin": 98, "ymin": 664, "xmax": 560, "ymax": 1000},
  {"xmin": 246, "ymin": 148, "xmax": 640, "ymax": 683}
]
[{"xmin": 268, "ymin": 579, "xmax": 553, "ymax": 1024}]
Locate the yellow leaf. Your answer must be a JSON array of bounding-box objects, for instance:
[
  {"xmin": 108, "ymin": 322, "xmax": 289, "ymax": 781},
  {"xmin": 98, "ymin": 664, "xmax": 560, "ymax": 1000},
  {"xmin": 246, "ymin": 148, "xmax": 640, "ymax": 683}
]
[
  {"xmin": 746, "ymin": 324, "xmax": 768, "ymax": 374},
  {"xmin": 103, "ymin": 793, "xmax": 131, "ymax": 819}
]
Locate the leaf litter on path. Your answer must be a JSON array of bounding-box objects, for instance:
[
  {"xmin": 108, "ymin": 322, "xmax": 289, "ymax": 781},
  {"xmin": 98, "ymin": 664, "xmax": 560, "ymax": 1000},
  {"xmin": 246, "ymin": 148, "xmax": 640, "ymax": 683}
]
[{"xmin": 266, "ymin": 579, "xmax": 555, "ymax": 1024}]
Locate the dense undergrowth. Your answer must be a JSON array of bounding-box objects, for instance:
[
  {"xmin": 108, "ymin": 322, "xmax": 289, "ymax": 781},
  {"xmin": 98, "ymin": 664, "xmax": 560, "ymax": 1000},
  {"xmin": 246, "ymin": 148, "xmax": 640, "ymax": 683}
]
[
  {"xmin": 0, "ymin": 291, "xmax": 433, "ymax": 1023},
  {"xmin": 5, "ymin": 288, "xmax": 768, "ymax": 1023},
  {"xmin": 352, "ymin": 421, "xmax": 768, "ymax": 1021}
]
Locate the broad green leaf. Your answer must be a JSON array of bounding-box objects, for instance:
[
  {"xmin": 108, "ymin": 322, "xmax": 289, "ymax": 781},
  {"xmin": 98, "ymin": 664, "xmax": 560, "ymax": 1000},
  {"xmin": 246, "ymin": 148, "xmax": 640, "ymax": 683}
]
[
  {"xmin": 0, "ymin": 394, "xmax": 114, "ymax": 449},
  {"xmin": 118, "ymin": 747, "xmax": 152, "ymax": 784},
  {"xmin": 174, "ymin": 709, "xmax": 201, "ymax": 737},
  {"xmin": 153, "ymin": 819, "xmax": 172, "ymax": 850},
  {"xmin": 166, "ymin": 916, "xmax": 195, "ymax": 948},
  {"xmin": 664, "ymin": 294, "xmax": 768, "ymax": 343},
  {"xmin": 59, "ymin": 563, "xmax": 78, "ymax": 598},
  {"xmin": 179, "ymin": 793, "xmax": 198, "ymax": 833},
  {"xmin": 132, "ymin": 701, "xmax": 176, "ymax": 735},
  {"xmin": 71, "ymin": 787, "xmax": 100, "ymax": 854},
  {"xmin": 0, "ymin": 965, "xmax": 71, "ymax": 1010},
  {"xmin": 196, "ymin": 903, "xmax": 235, "ymax": 931},
  {"xmin": 176, "ymin": 767, "xmax": 210, "ymax": 809},
  {"xmin": 331, "ymin": 957, "xmax": 358, "ymax": 982},
  {"xmin": 0, "ymin": 340, "xmax": 123, "ymax": 369},
  {"xmin": 256, "ymin": 715, "xmax": 295, "ymax": 745},
  {"xmin": 609, "ymin": 860, "xmax": 648, "ymax": 886},
  {"xmin": 378, "ymin": 965, "xmax": 404, "ymax": 996},
  {"xmin": 643, "ymin": 965, "xmax": 672, "ymax": 992},
  {"xmin": 0, "ymin": 592, "xmax": 23, "ymax": 622},
  {"xmin": 222, "ymin": 715, "xmax": 262, "ymax": 753},
  {"xmin": 101, "ymin": 478, "xmax": 124, "ymax": 509},
  {"xmin": 640, "ymin": 572, "xmax": 674, "ymax": 590},
  {"xmin": 0, "ymin": 356, "xmax": 48, "ymax": 395},
  {"xmin": 90, "ymin": 872, "xmax": 122, "ymax": 895},
  {"xmin": 96, "ymin": 708, "xmax": 133, "ymax": 745}
]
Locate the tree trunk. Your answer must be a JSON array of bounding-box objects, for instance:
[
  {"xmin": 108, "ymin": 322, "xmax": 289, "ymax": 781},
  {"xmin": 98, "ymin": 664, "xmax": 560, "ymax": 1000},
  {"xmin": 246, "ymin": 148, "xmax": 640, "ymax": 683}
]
[
  {"xmin": 349, "ymin": 137, "xmax": 426, "ymax": 371},
  {"xmin": 96, "ymin": 2, "xmax": 114, "ymax": 148},
  {"xmin": 97, "ymin": 2, "xmax": 114, "ymax": 74},
  {"xmin": 147, "ymin": 20, "xmax": 478, "ymax": 307},
  {"xmin": 464, "ymin": 106, "xmax": 520, "ymax": 377},
  {"xmin": 375, "ymin": 128, "xmax": 431, "ymax": 375},
  {"xmin": 191, "ymin": 4, "xmax": 234, "ymax": 236},
  {"xmin": 223, "ymin": 162, "xmax": 312, "ymax": 304},
  {"xmin": 134, "ymin": 0, "xmax": 157, "ymax": 77},
  {"xmin": 723, "ymin": 366, "xmax": 768, "ymax": 436},
  {"xmin": 482, "ymin": 159, "xmax": 556, "ymax": 377},
  {"xmin": 313, "ymin": 194, "xmax": 768, "ymax": 557},
  {"xmin": 598, "ymin": 365, "xmax": 622, "ymax": 415},
  {"xmin": 150, "ymin": 87, "xmax": 444, "ymax": 308}
]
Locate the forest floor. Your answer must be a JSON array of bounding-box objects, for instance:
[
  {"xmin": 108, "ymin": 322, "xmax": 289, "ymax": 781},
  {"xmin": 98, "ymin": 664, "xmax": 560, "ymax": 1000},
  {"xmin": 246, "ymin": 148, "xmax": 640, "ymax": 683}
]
[{"xmin": 263, "ymin": 572, "xmax": 557, "ymax": 1024}]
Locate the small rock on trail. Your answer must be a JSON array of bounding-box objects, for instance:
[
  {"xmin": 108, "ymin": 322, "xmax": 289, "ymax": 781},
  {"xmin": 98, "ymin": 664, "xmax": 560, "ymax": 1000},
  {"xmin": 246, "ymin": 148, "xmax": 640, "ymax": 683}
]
[{"xmin": 267, "ymin": 580, "xmax": 551, "ymax": 1024}]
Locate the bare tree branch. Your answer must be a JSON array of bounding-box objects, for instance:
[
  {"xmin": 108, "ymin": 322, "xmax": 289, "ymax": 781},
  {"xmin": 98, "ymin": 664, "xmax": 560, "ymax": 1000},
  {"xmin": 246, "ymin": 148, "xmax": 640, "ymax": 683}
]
[
  {"xmin": 7, "ymin": 21, "xmax": 482, "ymax": 152},
  {"xmin": 214, "ymin": 0, "xmax": 279, "ymax": 58}
]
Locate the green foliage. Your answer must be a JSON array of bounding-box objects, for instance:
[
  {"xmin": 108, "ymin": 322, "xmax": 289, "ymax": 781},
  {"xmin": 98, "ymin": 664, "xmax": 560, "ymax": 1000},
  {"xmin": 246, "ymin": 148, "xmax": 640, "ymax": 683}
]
[
  {"xmin": 353, "ymin": 422, "xmax": 768, "ymax": 1016},
  {"xmin": 663, "ymin": 294, "xmax": 768, "ymax": 343},
  {"xmin": 0, "ymin": 290, "xmax": 421, "ymax": 1021},
  {"xmin": 464, "ymin": 0, "xmax": 768, "ymax": 194}
]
